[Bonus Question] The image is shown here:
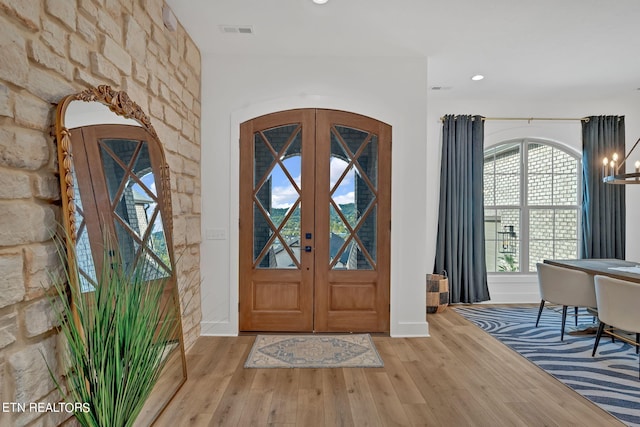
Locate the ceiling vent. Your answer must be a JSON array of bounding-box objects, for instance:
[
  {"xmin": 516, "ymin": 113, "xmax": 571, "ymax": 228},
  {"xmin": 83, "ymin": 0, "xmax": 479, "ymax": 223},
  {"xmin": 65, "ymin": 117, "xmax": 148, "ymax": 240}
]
[
  {"xmin": 431, "ymin": 86, "xmax": 452, "ymax": 91},
  {"xmin": 219, "ymin": 25, "xmax": 254, "ymax": 34}
]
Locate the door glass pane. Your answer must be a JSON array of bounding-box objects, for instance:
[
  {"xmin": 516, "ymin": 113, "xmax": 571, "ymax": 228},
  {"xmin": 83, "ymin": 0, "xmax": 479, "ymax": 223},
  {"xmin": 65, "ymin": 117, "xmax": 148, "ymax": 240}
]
[
  {"xmin": 256, "ymin": 161, "xmax": 300, "ymax": 230},
  {"xmin": 357, "ymin": 205, "xmax": 377, "ymax": 265},
  {"xmin": 253, "ymin": 206, "xmax": 273, "ymax": 264},
  {"xmin": 114, "ymin": 185, "xmax": 142, "ymax": 235},
  {"xmin": 253, "ymin": 203, "xmax": 300, "ymax": 270},
  {"xmin": 279, "ymin": 204, "xmax": 300, "ymax": 256},
  {"xmin": 146, "ymin": 210, "xmax": 171, "ymax": 274},
  {"xmin": 253, "ymin": 123, "xmax": 301, "ymax": 270},
  {"xmin": 356, "ymin": 135, "xmax": 378, "ymax": 190},
  {"xmin": 255, "ymin": 236, "xmax": 297, "ymax": 269},
  {"xmin": 138, "ymin": 247, "xmax": 170, "ymax": 281},
  {"xmin": 100, "ymin": 141, "xmax": 129, "ymax": 203},
  {"xmin": 329, "ymin": 204, "xmax": 349, "ymax": 262},
  {"xmin": 329, "ymin": 232, "xmax": 349, "ymax": 268},
  {"xmin": 332, "ymin": 164, "xmax": 357, "ymax": 229},
  {"xmin": 263, "ymin": 125, "xmax": 299, "ymax": 157},
  {"xmin": 284, "ymin": 131, "xmax": 303, "ymax": 160},
  {"xmin": 335, "ymin": 126, "xmax": 368, "ymax": 157},
  {"xmin": 113, "ymin": 220, "xmax": 141, "ymax": 274},
  {"xmin": 330, "ymin": 157, "xmax": 350, "ymax": 193},
  {"xmin": 329, "ymin": 126, "xmax": 378, "ymax": 271},
  {"xmin": 99, "ymin": 138, "xmax": 170, "ymax": 279},
  {"xmin": 340, "ymin": 240, "xmax": 373, "ymax": 270},
  {"xmin": 254, "ymin": 133, "xmax": 275, "ymax": 188},
  {"xmin": 73, "ymin": 172, "xmax": 96, "ymax": 292},
  {"xmin": 331, "ymin": 134, "xmax": 350, "ymax": 168}
]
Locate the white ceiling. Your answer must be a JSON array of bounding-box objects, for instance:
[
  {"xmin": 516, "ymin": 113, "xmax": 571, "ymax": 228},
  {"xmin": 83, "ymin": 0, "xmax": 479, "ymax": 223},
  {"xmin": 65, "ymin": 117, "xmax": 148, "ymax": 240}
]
[{"xmin": 166, "ymin": 0, "xmax": 640, "ymax": 101}]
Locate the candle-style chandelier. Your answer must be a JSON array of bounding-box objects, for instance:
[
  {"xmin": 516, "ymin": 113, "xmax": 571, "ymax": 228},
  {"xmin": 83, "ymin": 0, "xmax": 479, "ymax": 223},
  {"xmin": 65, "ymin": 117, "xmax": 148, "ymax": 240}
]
[{"xmin": 602, "ymin": 137, "xmax": 640, "ymax": 184}]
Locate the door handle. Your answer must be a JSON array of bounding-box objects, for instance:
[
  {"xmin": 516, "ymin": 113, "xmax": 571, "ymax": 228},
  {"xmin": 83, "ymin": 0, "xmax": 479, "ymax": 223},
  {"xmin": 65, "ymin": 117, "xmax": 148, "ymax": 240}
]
[{"xmin": 305, "ymin": 246, "xmax": 312, "ymax": 252}]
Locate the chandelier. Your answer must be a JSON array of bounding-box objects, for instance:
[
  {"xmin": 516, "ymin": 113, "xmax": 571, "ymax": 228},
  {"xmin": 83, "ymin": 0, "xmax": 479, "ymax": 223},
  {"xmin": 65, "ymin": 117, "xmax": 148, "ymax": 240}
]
[{"xmin": 602, "ymin": 137, "xmax": 640, "ymax": 184}]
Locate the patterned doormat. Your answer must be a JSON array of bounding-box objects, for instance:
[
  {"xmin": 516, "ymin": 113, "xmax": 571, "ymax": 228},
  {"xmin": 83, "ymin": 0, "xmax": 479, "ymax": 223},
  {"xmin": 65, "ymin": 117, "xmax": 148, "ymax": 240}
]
[
  {"xmin": 455, "ymin": 306, "xmax": 640, "ymax": 427},
  {"xmin": 244, "ymin": 334, "xmax": 384, "ymax": 368}
]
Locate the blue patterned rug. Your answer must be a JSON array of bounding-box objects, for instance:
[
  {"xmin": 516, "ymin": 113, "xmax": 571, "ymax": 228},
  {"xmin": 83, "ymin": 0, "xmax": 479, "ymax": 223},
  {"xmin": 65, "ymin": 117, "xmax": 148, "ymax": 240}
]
[
  {"xmin": 244, "ymin": 334, "xmax": 384, "ymax": 368},
  {"xmin": 455, "ymin": 306, "xmax": 640, "ymax": 427}
]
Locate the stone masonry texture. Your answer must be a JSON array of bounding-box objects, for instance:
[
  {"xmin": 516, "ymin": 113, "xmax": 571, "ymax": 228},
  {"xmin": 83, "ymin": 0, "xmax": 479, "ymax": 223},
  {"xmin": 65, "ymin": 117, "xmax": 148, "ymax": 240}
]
[{"xmin": 0, "ymin": 1, "xmax": 202, "ymax": 425}]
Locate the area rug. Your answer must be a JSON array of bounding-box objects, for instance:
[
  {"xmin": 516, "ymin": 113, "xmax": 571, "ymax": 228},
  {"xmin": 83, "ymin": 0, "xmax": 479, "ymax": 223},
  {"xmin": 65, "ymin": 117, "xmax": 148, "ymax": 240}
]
[
  {"xmin": 244, "ymin": 334, "xmax": 384, "ymax": 368},
  {"xmin": 455, "ymin": 306, "xmax": 640, "ymax": 427}
]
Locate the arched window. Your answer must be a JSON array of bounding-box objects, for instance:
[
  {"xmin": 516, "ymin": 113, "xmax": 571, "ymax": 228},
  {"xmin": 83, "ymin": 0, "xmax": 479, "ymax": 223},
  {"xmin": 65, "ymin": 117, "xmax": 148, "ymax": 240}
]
[{"xmin": 483, "ymin": 139, "xmax": 580, "ymax": 273}]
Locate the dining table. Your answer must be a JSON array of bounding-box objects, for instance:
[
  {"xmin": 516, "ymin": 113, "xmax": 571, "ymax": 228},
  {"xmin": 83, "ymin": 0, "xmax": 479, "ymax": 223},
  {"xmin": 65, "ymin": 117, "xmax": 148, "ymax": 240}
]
[
  {"xmin": 543, "ymin": 258, "xmax": 640, "ymax": 284},
  {"xmin": 543, "ymin": 258, "xmax": 640, "ymax": 342}
]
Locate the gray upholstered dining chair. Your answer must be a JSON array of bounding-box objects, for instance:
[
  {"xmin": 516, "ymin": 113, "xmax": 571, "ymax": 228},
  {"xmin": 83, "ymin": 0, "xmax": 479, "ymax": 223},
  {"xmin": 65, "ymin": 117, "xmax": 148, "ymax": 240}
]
[
  {"xmin": 592, "ymin": 275, "xmax": 640, "ymax": 378},
  {"xmin": 535, "ymin": 262, "xmax": 597, "ymax": 341}
]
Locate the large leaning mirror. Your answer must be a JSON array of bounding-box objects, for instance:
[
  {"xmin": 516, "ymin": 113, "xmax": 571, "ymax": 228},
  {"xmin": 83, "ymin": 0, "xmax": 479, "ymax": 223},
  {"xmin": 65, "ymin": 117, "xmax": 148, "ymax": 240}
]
[{"xmin": 54, "ymin": 85, "xmax": 187, "ymax": 425}]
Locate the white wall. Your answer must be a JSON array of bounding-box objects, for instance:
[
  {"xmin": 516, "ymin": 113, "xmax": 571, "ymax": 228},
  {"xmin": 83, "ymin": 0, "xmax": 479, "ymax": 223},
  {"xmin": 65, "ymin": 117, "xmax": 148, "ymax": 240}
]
[
  {"xmin": 199, "ymin": 52, "xmax": 640, "ymax": 335},
  {"xmin": 200, "ymin": 55, "xmax": 429, "ymax": 337},
  {"xmin": 427, "ymin": 93, "xmax": 640, "ymax": 303}
]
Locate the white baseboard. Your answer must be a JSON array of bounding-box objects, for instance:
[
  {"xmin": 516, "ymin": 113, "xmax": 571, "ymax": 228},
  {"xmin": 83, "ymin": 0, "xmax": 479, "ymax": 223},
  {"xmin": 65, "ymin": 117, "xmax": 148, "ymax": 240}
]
[
  {"xmin": 392, "ymin": 321, "xmax": 429, "ymax": 337},
  {"xmin": 200, "ymin": 321, "xmax": 237, "ymax": 336}
]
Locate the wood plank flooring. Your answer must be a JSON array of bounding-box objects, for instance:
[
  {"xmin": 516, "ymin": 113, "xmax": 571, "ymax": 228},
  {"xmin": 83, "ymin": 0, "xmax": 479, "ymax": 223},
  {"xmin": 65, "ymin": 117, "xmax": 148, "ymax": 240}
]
[{"xmin": 155, "ymin": 307, "xmax": 624, "ymax": 426}]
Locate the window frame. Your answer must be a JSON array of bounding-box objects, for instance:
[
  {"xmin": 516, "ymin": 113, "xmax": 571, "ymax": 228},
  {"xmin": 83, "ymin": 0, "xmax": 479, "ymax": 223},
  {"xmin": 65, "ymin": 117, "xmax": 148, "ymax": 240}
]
[{"xmin": 484, "ymin": 138, "xmax": 582, "ymax": 274}]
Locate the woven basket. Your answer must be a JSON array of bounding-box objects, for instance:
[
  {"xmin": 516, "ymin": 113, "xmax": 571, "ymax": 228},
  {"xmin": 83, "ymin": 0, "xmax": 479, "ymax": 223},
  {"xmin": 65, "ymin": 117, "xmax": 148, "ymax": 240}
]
[{"xmin": 426, "ymin": 273, "xmax": 449, "ymax": 314}]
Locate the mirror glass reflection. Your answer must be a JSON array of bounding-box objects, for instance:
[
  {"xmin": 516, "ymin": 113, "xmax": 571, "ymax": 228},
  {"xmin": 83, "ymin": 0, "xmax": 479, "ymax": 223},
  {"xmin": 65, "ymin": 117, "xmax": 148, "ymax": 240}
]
[
  {"xmin": 72, "ymin": 170, "xmax": 98, "ymax": 292},
  {"xmin": 56, "ymin": 88, "xmax": 186, "ymax": 427},
  {"xmin": 65, "ymin": 99, "xmax": 142, "ymax": 128},
  {"xmin": 99, "ymin": 137, "xmax": 171, "ymax": 280}
]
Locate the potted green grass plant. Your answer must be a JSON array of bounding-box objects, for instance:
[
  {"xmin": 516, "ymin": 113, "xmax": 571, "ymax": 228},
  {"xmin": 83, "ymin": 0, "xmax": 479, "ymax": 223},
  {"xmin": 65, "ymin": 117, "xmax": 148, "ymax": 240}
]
[{"xmin": 48, "ymin": 237, "xmax": 179, "ymax": 427}]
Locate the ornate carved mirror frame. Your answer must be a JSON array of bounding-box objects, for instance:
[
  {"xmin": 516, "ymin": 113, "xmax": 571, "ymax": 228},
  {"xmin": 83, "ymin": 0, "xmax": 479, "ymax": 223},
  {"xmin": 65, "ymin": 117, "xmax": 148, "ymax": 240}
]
[{"xmin": 53, "ymin": 85, "xmax": 186, "ymax": 424}]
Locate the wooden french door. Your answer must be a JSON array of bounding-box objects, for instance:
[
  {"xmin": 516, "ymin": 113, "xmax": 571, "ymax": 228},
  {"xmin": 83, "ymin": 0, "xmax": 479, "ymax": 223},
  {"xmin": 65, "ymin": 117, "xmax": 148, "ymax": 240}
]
[
  {"xmin": 69, "ymin": 124, "xmax": 178, "ymax": 334},
  {"xmin": 239, "ymin": 109, "xmax": 391, "ymax": 332}
]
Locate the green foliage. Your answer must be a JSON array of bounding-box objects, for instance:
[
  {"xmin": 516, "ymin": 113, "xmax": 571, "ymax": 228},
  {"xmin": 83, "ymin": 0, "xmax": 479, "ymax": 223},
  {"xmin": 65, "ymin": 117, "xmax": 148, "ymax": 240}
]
[
  {"xmin": 150, "ymin": 230, "xmax": 170, "ymax": 267},
  {"xmin": 331, "ymin": 204, "xmax": 356, "ymax": 236},
  {"xmin": 48, "ymin": 236, "xmax": 178, "ymax": 427},
  {"xmin": 498, "ymin": 253, "xmax": 519, "ymax": 272},
  {"xmin": 271, "ymin": 203, "xmax": 357, "ymax": 239}
]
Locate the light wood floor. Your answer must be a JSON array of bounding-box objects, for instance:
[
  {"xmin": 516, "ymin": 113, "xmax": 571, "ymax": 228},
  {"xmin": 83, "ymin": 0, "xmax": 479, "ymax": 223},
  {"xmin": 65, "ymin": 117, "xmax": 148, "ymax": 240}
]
[{"xmin": 155, "ymin": 306, "xmax": 624, "ymax": 426}]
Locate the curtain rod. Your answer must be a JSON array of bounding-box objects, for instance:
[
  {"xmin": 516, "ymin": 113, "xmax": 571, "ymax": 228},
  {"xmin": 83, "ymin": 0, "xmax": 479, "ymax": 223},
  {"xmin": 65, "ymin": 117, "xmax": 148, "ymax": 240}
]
[{"xmin": 439, "ymin": 116, "xmax": 590, "ymax": 123}]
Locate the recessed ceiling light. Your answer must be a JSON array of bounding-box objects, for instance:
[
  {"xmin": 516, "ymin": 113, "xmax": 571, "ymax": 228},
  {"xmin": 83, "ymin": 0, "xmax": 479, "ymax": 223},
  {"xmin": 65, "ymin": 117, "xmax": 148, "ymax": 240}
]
[
  {"xmin": 471, "ymin": 74, "xmax": 485, "ymax": 81},
  {"xmin": 313, "ymin": 0, "xmax": 328, "ymax": 4}
]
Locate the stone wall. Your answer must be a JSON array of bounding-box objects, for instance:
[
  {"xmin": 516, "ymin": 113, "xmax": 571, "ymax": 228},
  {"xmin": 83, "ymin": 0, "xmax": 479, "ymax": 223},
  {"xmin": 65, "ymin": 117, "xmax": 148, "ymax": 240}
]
[{"xmin": 0, "ymin": 0, "xmax": 201, "ymax": 425}]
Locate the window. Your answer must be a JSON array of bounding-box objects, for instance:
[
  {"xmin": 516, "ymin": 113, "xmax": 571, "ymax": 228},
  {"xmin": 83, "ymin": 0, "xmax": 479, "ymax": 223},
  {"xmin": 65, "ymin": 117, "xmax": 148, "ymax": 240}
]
[{"xmin": 484, "ymin": 140, "xmax": 580, "ymax": 273}]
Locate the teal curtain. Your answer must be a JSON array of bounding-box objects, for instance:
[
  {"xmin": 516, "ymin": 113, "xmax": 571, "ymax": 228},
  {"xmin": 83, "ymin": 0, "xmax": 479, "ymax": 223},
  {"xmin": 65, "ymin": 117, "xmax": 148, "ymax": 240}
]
[
  {"xmin": 434, "ymin": 115, "xmax": 490, "ymax": 303},
  {"xmin": 581, "ymin": 116, "xmax": 625, "ymax": 259}
]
